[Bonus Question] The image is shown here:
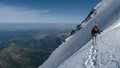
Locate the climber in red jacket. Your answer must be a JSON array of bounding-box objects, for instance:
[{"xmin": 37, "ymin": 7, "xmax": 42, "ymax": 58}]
[
  {"xmin": 91, "ymin": 25, "xmax": 102, "ymax": 37},
  {"xmin": 91, "ymin": 25, "xmax": 102, "ymax": 44}
]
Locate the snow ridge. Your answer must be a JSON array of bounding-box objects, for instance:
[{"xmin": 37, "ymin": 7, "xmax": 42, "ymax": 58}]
[{"xmin": 84, "ymin": 44, "xmax": 97, "ymax": 68}]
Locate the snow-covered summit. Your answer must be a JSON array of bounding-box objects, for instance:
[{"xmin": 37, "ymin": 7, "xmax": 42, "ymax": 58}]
[{"xmin": 39, "ymin": 0, "xmax": 120, "ymax": 68}]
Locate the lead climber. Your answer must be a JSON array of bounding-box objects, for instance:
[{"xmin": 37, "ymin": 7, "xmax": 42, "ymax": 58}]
[{"xmin": 91, "ymin": 25, "xmax": 102, "ymax": 44}]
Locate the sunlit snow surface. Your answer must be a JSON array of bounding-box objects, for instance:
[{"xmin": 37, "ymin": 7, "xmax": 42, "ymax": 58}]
[
  {"xmin": 39, "ymin": 0, "xmax": 120, "ymax": 68},
  {"xmin": 58, "ymin": 22, "xmax": 120, "ymax": 68}
]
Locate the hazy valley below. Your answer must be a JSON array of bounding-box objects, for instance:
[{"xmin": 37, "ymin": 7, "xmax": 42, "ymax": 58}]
[{"xmin": 0, "ymin": 23, "xmax": 76, "ymax": 68}]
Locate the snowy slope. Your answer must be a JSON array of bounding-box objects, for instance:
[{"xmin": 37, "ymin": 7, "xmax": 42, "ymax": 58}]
[
  {"xmin": 58, "ymin": 20, "xmax": 120, "ymax": 68},
  {"xmin": 39, "ymin": 0, "xmax": 120, "ymax": 68}
]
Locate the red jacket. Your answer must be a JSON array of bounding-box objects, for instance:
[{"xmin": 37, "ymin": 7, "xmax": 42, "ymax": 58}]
[{"xmin": 92, "ymin": 26, "xmax": 102, "ymax": 34}]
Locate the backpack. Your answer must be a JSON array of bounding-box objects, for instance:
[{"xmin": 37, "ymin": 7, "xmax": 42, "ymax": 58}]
[{"xmin": 93, "ymin": 27, "xmax": 98, "ymax": 32}]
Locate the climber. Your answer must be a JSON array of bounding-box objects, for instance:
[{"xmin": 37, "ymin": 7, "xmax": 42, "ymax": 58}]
[
  {"xmin": 91, "ymin": 25, "xmax": 102, "ymax": 44},
  {"xmin": 70, "ymin": 29, "xmax": 76, "ymax": 36}
]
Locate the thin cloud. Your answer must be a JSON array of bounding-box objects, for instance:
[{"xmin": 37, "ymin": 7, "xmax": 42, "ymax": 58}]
[
  {"xmin": 0, "ymin": 4, "xmax": 51, "ymax": 23},
  {"xmin": 0, "ymin": 3, "xmax": 77, "ymax": 23}
]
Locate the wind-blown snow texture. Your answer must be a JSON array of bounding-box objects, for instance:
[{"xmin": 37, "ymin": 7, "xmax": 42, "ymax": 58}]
[{"xmin": 39, "ymin": 0, "xmax": 120, "ymax": 68}]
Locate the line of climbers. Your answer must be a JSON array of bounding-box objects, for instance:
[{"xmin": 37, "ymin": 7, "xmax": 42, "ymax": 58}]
[
  {"xmin": 69, "ymin": 8, "xmax": 103, "ymax": 45},
  {"xmin": 70, "ymin": 8, "xmax": 97, "ymax": 36}
]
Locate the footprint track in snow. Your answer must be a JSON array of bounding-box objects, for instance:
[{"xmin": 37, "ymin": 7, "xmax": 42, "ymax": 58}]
[{"xmin": 84, "ymin": 45, "xmax": 98, "ymax": 68}]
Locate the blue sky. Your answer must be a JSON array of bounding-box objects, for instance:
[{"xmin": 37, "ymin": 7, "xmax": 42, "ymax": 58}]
[{"xmin": 0, "ymin": 0, "xmax": 100, "ymax": 23}]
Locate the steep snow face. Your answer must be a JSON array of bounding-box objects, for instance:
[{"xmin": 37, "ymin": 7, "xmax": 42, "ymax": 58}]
[
  {"xmin": 39, "ymin": 0, "xmax": 120, "ymax": 68},
  {"xmin": 58, "ymin": 20, "xmax": 120, "ymax": 68}
]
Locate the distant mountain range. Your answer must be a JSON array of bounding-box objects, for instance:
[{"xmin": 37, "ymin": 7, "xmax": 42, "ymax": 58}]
[{"xmin": 0, "ymin": 23, "xmax": 78, "ymax": 31}]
